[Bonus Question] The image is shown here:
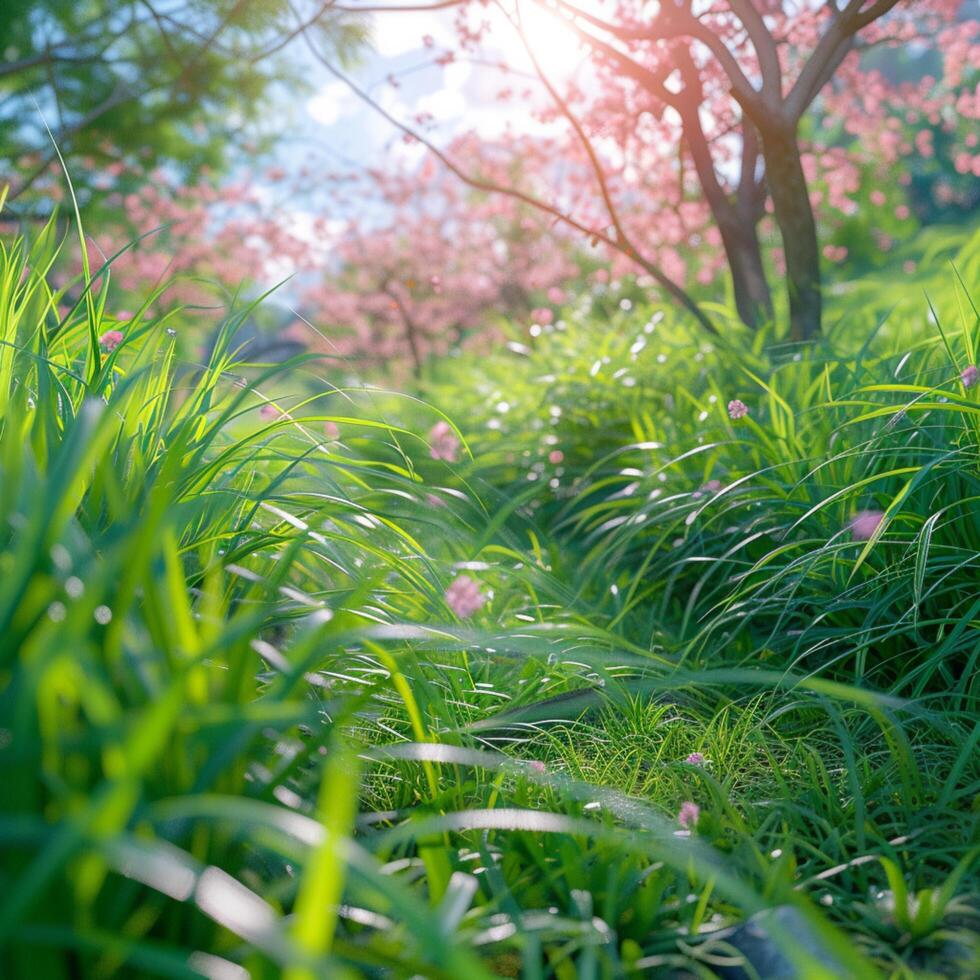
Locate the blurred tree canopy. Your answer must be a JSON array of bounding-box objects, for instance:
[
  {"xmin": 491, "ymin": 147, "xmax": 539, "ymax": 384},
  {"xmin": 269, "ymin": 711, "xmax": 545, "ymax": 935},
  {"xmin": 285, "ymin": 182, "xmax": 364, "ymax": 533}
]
[{"xmin": 0, "ymin": 0, "xmax": 365, "ymax": 214}]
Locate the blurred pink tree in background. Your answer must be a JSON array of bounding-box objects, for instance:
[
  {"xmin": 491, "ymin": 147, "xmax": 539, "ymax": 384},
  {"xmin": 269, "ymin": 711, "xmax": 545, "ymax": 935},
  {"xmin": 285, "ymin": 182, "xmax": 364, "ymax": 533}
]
[{"xmin": 17, "ymin": 1, "xmax": 977, "ymax": 371}]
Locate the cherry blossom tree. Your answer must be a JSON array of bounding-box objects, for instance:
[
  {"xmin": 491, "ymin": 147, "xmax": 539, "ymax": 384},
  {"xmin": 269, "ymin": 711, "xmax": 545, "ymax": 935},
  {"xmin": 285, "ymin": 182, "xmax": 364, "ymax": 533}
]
[
  {"xmin": 309, "ymin": 0, "xmax": 979, "ymax": 341},
  {"xmin": 299, "ymin": 156, "xmax": 583, "ymax": 374},
  {"xmin": 27, "ymin": 0, "xmax": 976, "ymax": 372}
]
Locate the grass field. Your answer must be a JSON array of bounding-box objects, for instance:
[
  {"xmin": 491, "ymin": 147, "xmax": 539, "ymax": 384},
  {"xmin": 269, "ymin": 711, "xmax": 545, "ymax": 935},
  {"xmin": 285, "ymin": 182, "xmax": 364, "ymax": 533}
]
[{"xmin": 0, "ymin": 215, "xmax": 978, "ymax": 978}]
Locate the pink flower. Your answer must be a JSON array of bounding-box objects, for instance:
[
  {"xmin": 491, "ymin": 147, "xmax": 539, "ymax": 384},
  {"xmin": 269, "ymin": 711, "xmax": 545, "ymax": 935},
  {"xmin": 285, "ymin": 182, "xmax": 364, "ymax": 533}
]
[
  {"xmin": 685, "ymin": 752, "xmax": 706, "ymax": 765},
  {"xmin": 727, "ymin": 399, "xmax": 748, "ymax": 421},
  {"xmin": 445, "ymin": 574, "xmax": 485, "ymax": 618},
  {"xmin": 259, "ymin": 403, "xmax": 281, "ymax": 421},
  {"xmin": 693, "ymin": 478, "xmax": 723, "ymax": 499},
  {"xmin": 428, "ymin": 420, "xmax": 460, "ymax": 463},
  {"xmin": 531, "ymin": 307, "xmax": 554, "ymax": 325},
  {"xmin": 528, "ymin": 760, "xmax": 547, "ymax": 774},
  {"xmin": 961, "ymin": 365, "xmax": 978, "ymax": 389},
  {"xmin": 116, "ymin": 310, "xmax": 133, "ymax": 321},
  {"xmin": 324, "ymin": 420, "xmax": 340, "ymax": 439},
  {"xmin": 849, "ymin": 510, "xmax": 884, "ymax": 541},
  {"xmin": 548, "ymin": 449, "xmax": 564, "ymax": 464},
  {"xmin": 678, "ymin": 801, "xmax": 700, "ymax": 830},
  {"xmin": 99, "ymin": 329, "xmax": 124, "ymax": 352}
]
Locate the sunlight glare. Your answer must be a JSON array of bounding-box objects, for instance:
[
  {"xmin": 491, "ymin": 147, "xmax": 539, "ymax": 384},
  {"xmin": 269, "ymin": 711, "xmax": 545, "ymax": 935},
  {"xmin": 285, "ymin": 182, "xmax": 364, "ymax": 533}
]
[{"xmin": 494, "ymin": 0, "xmax": 589, "ymax": 82}]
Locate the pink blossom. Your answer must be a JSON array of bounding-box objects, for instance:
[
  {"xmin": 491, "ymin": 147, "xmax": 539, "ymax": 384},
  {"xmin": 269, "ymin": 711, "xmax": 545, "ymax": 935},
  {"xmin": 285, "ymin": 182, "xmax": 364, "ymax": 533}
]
[
  {"xmin": 727, "ymin": 399, "xmax": 749, "ymax": 421},
  {"xmin": 678, "ymin": 801, "xmax": 700, "ymax": 830},
  {"xmin": 428, "ymin": 420, "xmax": 461, "ymax": 463},
  {"xmin": 849, "ymin": 510, "xmax": 885, "ymax": 541},
  {"xmin": 548, "ymin": 449, "xmax": 564, "ymax": 464},
  {"xmin": 685, "ymin": 752, "xmax": 706, "ymax": 765},
  {"xmin": 693, "ymin": 478, "xmax": 723, "ymax": 499},
  {"xmin": 324, "ymin": 420, "xmax": 340, "ymax": 439},
  {"xmin": 99, "ymin": 329, "xmax": 124, "ymax": 352},
  {"xmin": 531, "ymin": 307, "xmax": 554, "ymax": 325},
  {"xmin": 445, "ymin": 574, "xmax": 486, "ymax": 618},
  {"xmin": 259, "ymin": 403, "xmax": 281, "ymax": 421},
  {"xmin": 961, "ymin": 365, "xmax": 978, "ymax": 389},
  {"xmin": 528, "ymin": 760, "xmax": 547, "ymax": 774}
]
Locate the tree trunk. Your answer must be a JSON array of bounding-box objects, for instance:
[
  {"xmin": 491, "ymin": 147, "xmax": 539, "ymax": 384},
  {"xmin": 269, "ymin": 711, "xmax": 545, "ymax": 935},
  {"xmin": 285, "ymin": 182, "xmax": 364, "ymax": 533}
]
[
  {"xmin": 716, "ymin": 218, "xmax": 773, "ymax": 329},
  {"xmin": 760, "ymin": 122, "xmax": 822, "ymax": 342}
]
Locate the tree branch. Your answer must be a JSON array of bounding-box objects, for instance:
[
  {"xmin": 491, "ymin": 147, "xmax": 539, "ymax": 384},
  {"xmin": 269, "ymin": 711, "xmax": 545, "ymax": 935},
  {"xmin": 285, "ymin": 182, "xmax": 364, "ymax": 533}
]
[
  {"xmin": 510, "ymin": 5, "xmax": 647, "ymax": 272},
  {"xmin": 727, "ymin": 0, "xmax": 781, "ymax": 102},
  {"xmin": 331, "ymin": 0, "xmax": 465, "ymax": 11},
  {"xmin": 785, "ymin": 0, "xmax": 901, "ymax": 119},
  {"xmin": 297, "ymin": 33, "xmax": 718, "ymax": 334}
]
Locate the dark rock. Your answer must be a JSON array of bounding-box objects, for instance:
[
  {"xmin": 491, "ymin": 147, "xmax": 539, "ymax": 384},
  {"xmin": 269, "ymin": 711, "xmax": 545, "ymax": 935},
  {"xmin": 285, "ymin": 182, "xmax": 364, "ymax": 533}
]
[{"xmin": 709, "ymin": 905, "xmax": 840, "ymax": 979}]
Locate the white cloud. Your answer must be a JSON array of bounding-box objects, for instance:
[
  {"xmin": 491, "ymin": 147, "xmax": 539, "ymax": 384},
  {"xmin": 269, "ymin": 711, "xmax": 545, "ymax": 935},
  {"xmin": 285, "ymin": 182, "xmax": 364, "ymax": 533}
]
[
  {"xmin": 417, "ymin": 86, "xmax": 466, "ymax": 122},
  {"xmin": 370, "ymin": 11, "xmax": 454, "ymax": 57},
  {"xmin": 307, "ymin": 82, "xmax": 356, "ymax": 126}
]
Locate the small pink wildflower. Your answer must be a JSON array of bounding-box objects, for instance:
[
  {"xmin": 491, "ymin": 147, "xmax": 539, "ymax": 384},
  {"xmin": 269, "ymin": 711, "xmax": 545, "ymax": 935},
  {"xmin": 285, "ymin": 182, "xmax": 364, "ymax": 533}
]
[
  {"xmin": 99, "ymin": 329, "xmax": 124, "ymax": 352},
  {"xmin": 727, "ymin": 399, "xmax": 748, "ymax": 421},
  {"xmin": 531, "ymin": 307, "xmax": 554, "ymax": 325},
  {"xmin": 428, "ymin": 420, "xmax": 460, "ymax": 463},
  {"xmin": 528, "ymin": 760, "xmax": 547, "ymax": 774},
  {"xmin": 548, "ymin": 449, "xmax": 564, "ymax": 464},
  {"xmin": 693, "ymin": 478, "xmax": 722, "ymax": 499},
  {"xmin": 678, "ymin": 801, "xmax": 700, "ymax": 830},
  {"xmin": 445, "ymin": 574, "xmax": 485, "ymax": 619},
  {"xmin": 259, "ymin": 403, "xmax": 281, "ymax": 421},
  {"xmin": 849, "ymin": 510, "xmax": 884, "ymax": 541},
  {"xmin": 116, "ymin": 310, "xmax": 133, "ymax": 322},
  {"xmin": 324, "ymin": 420, "xmax": 340, "ymax": 439},
  {"xmin": 685, "ymin": 752, "xmax": 706, "ymax": 766},
  {"xmin": 961, "ymin": 365, "xmax": 978, "ymax": 389}
]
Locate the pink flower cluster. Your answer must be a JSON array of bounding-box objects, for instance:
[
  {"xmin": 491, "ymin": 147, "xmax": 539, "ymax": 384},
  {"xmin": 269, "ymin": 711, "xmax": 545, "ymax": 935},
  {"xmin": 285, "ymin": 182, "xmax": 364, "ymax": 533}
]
[
  {"xmin": 259, "ymin": 404, "xmax": 290, "ymax": 421},
  {"xmin": 727, "ymin": 399, "xmax": 749, "ymax": 421},
  {"xmin": 99, "ymin": 329, "xmax": 124, "ymax": 352},
  {"xmin": 692, "ymin": 479, "xmax": 722, "ymax": 499},
  {"xmin": 678, "ymin": 801, "xmax": 700, "ymax": 830},
  {"xmin": 849, "ymin": 510, "xmax": 884, "ymax": 541},
  {"xmin": 444, "ymin": 574, "xmax": 486, "ymax": 618},
  {"xmin": 428, "ymin": 420, "xmax": 461, "ymax": 463}
]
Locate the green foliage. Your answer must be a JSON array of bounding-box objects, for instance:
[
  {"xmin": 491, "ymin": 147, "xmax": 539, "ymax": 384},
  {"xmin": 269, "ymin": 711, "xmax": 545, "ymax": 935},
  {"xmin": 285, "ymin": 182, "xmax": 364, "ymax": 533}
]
[
  {"xmin": 0, "ymin": 216, "xmax": 978, "ymax": 978},
  {"xmin": 0, "ymin": 1, "xmax": 367, "ymax": 214}
]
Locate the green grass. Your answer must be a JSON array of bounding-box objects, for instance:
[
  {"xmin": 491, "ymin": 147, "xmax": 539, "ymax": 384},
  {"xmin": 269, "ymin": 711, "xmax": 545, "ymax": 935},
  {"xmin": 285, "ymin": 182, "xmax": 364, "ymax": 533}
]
[{"xmin": 0, "ymin": 214, "xmax": 978, "ymax": 979}]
